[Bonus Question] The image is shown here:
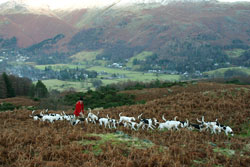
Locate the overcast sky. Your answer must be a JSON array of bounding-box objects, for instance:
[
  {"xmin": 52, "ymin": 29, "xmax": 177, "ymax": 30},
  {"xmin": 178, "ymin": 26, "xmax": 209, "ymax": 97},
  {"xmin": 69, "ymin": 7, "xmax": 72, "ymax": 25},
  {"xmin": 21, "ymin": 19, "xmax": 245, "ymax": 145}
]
[{"xmin": 0, "ymin": 0, "xmax": 250, "ymax": 9}]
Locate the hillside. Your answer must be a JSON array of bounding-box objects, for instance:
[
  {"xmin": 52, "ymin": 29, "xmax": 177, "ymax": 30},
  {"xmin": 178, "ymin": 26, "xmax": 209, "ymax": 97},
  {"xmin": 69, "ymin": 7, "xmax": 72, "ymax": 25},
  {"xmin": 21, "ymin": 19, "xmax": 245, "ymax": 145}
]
[
  {"xmin": 0, "ymin": 82, "xmax": 249, "ymax": 166},
  {"xmin": 0, "ymin": 0, "xmax": 250, "ymax": 81},
  {"xmin": 0, "ymin": 1, "xmax": 77, "ymax": 48}
]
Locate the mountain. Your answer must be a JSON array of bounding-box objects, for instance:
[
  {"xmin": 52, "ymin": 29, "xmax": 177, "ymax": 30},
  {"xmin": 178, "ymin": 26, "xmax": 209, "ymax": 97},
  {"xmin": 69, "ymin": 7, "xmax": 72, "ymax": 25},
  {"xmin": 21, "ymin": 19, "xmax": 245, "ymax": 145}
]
[
  {"xmin": 0, "ymin": 0, "xmax": 250, "ymax": 74},
  {"xmin": 0, "ymin": 1, "xmax": 77, "ymax": 47}
]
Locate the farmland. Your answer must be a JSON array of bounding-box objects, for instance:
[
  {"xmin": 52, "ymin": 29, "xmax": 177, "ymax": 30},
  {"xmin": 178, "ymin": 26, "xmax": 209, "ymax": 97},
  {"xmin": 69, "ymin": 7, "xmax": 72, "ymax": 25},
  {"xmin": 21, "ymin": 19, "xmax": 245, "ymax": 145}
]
[
  {"xmin": 34, "ymin": 65, "xmax": 180, "ymax": 91},
  {"xmin": 0, "ymin": 82, "xmax": 249, "ymax": 166}
]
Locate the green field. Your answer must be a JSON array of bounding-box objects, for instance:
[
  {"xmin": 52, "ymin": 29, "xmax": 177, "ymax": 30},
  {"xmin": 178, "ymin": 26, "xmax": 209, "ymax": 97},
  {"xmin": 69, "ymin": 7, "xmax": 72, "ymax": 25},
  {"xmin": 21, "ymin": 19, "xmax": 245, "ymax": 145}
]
[
  {"xmin": 70, "ymin": 50, "xmax": 103, "ymax": 63},
  {"xmin": 204, "ymin": 67, "xmax": 250, "ymax": 77},
  {"xmin": 35, "ymin": 64, "xmax": 87, "ymax": 71},
  {"xmin": 38, "ymin": 65, "xmax": 180, "ymax": 91},
  {"xmin": 87, "ymin": 66, "xmax": 180, "ymax": 81},
  {"xmin": 37, "ymin": 79, "xmax": 93, "ymax": 92},
  {"xmin": 225, "ymin": 49, "xmax": 245, "ymax": 58},
  {"xmin": 126, "ymin": 51, "xmax": 154, "ymax": 68}
]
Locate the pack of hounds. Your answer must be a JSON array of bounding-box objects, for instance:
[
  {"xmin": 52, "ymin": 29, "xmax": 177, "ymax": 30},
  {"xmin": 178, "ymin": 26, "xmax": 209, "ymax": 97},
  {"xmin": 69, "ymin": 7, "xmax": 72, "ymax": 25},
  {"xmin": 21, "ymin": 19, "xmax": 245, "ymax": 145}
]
[{"xmin": 29, "ymin": 108, "xmax": 234, "ymax": 136}]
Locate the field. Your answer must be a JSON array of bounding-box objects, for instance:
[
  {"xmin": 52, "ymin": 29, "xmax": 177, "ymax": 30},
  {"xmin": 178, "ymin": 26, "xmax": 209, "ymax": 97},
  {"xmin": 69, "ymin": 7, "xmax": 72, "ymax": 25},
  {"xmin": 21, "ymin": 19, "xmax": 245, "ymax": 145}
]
[
  {"xmin": 36, "ymin": 65, "xmax": 180, "ymax": 91},
  {"xmin": 203, "ymin": 67, "xmax": 250, "ymax": 78},
  {"xmin": 89, "ymin": 66, "xmax": 180, "ymax": 82},
  {"xmin": 0, "ymin": 82, "xmax": 250, "ymax": 166},
  {"xmin": 225, "ymin": 49, "xmax": 245, "ymax": 58},
  {"xmin": 40, "ymin": 79, "xmax": 93, "ymax": 92}
]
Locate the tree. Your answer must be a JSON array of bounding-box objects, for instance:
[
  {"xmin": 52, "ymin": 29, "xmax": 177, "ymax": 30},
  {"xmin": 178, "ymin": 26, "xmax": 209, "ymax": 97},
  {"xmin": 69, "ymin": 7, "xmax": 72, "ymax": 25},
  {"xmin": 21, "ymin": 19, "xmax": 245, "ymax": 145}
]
[
  {"xmin": 0, "ymin": 75, "xmax": 6, "ymax": 98},
  {"xmin": 2, "ymin": 72, "xmax": 15, "ymax": 98},
  {"xmin": 92, "ymin": 79, "xmax": 103, "ymax": 88},
  {"xmin": 35, "ymin": 80, "xmax": 48, "ymax": 98}
]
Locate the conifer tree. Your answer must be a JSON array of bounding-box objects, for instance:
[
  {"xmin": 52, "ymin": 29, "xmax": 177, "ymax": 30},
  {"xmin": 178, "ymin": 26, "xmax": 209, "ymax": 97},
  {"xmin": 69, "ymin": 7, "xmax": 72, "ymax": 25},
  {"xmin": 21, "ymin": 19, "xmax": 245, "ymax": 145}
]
[
  {"xmin": 2, "ymin": 72, "xmax": 15, "ymax": 98},
  {"xmin": 35, "ymin": 80, "xmax": 48, "ymax": 98}
]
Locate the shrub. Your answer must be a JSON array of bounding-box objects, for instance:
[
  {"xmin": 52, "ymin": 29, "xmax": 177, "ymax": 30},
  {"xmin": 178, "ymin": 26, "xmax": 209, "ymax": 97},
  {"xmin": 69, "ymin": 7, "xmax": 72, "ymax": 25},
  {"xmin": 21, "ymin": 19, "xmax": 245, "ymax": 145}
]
[{"xmin": 0, "ymin": 102, "xmax": 16, "ymax": 111}]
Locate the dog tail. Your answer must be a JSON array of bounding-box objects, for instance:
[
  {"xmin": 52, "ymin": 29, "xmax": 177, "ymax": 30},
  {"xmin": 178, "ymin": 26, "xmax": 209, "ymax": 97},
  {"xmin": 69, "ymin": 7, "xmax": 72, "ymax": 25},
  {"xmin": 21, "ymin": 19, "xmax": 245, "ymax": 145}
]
[
  {"xmin": 31, "ymin": 110, "xmax": 36, "ymax": 115},
  {"xmin": 138, "ymin": 113, "xmax": 142, "ymax": 120},
  {"xmin": 196, "ymin": 118, "xmax": 202, "ymax": 123},
  {"xmin": 202, "ymin": 116, "xmax": 205, "ymax": 122},
  {"xmin": 107, "ymin": 114, "xmax": 109, "ymax": 119},
  {"xmin": 97, "ymin": 111, "xmax": 99, "ymax": 116},
  {"xmin": 174, "ymin": 116, "xmax": 178, "ymax": 121},
  {"xmin": 162, "ymin": 114, "xmax": 167, "ymax": 122},
  {"xmin": 119, "ymin": 112, "xmax": 122, "ymax": 117}
]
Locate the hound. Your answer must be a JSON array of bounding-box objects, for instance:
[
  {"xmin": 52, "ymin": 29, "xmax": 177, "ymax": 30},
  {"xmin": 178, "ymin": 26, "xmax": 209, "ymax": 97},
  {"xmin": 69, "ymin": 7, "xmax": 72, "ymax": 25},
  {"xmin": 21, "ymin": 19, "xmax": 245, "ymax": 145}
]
[
  {"xmin": 87, "ymin": 108, "xmax": 99, "ymax": 124},
  {"xmin": 29, "ymin": 110, "xmax": 43, "ymax": 121},
  {"xmin": 137, "ymin": 114, "xmax": 156, "ymax": 130},
  {"xmin": 127, "ymin": 121, "xmax": 139, "ymax": 130},
  {"xmin": 158, "ymin": 115, "xmax": 181, "ymax": 131},
  {"xmin": 107, "ymin": 115, "xmax": 117, "ymax": 129},
  {"xmin": 216, "ymin": 121, "xmax": 234, "ymax": 136},
  {"xmin": 70, "ymin": 117, "xmax": 87, "ymax": 126},
  {"xmin": 118, "ymin": 112, "xmax": 136, "ymax": 124},
  {"xmin": 197, "ymin": 116, "xmax": 221, "ymax": 134},
  {"xmin": 99, "ymin": 115, "xmax": 111, "ymax": 128}
]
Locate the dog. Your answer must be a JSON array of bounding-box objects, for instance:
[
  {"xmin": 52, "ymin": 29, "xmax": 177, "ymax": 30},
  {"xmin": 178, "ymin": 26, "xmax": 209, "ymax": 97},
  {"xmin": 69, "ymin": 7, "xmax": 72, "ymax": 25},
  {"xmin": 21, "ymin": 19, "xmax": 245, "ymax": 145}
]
[
  {"xmin": 118, "ymin": 112, "xmax": 136, "ymax": 124},
  {"xmin": 87, "ymin": 108, "xmax": 99, "ymax": 124},
  {"xmin": 216, "ymin": 121, "xmax": 234, "ymax": 136},
  {"xmin": 137, "ymin": 114, "xmax": 156, "ymax": 130},
  {"xmin": 197, "ymin": 116, "xmax": 222, "ymax": 134},
  {"xmin": 99, "ymin": 115, "xmax": 111, "ymax": 128}
]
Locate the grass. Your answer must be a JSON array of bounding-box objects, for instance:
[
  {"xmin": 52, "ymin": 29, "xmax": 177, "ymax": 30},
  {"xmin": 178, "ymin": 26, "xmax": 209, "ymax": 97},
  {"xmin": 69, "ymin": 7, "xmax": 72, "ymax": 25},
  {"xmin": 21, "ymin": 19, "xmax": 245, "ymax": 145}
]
[
  {"xmin": 88, "ymin": 66, "xmax": 180, "ymax": 82},
  {"xmin": 70, "ymin": 50, "xmax": 103, "ymax": 63},
  {"xmin": 79, "ymin": 132, "xmax": 155, "ymax": 155},
  {"xmin": 126, "ymin": 51, "xmax": 154, "ymax": 68},
  {"xmin": 203, "ymin": 66, "xmax": 250, "ymax": 77},
  {"xmin": 38, "ymin": 79, "xmax": 93, "ymax": 92},
  {"xmin": 38, "ymin": 65, "xmax": 180, "ymax": 91},
  {"xmin": 213, "ymin": 147, "xmax": 235, "ymax": 157},
  {"xmin": 225, "ymin": 49, "xmax": 245, "ymax": 58},
  {"xmin": 235, "ymin": 121, "xmax": 250, "ymax": 138},
  {"xmin": 35, "ymin": 64, "xmax": 87, "ymax": 71},
  {"xmin": 36, "ymin": 64, "xmax": 180, "ymax": 91}
]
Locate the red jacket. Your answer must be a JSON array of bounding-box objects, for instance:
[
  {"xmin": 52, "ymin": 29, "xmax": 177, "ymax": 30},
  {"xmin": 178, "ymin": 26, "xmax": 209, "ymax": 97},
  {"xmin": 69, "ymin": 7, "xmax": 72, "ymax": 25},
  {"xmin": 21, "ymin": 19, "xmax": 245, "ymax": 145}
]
[{"xmin": 74, "ymin": 101, "xmax": 84, "ymax": 116}]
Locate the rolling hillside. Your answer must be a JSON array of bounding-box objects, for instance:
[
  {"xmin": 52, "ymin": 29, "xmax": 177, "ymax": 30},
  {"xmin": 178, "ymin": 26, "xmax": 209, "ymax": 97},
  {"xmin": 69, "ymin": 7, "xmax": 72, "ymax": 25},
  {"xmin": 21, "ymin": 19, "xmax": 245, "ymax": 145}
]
[
  {"xmin": 0, "ymin": 0, "xmax": 250, "ymax": 80},
  {"xmin": 0, "ymin": 81, "xmax": 249, "ymax": 166}
]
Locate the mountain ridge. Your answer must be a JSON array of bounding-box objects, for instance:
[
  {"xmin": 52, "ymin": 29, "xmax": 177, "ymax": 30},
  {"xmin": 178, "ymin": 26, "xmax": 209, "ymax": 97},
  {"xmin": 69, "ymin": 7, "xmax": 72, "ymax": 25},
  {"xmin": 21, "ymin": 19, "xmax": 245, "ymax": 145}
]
[{"xmin": 0, "ymin": 0, "xmax": 250, "ymax": 75}]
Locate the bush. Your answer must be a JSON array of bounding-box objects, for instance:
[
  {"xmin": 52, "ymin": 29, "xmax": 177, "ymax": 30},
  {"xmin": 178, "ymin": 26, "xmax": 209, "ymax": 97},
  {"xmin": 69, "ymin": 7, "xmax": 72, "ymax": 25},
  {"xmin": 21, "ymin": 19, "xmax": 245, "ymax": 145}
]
[
  {"xmin": 63, "ymin": 88, "xmax": 135, "ymax": 109},
  {"xmin": 0, "ymin": 102, "xmax": 16, "ymax": 111}
]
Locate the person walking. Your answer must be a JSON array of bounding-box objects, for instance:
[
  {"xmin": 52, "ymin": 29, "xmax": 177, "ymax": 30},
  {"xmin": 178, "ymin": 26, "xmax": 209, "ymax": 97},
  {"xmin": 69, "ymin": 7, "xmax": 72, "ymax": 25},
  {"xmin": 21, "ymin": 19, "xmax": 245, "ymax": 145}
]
[{"xmin": 74, "ymin": 97, "xmax": 84, "ymax": 118}]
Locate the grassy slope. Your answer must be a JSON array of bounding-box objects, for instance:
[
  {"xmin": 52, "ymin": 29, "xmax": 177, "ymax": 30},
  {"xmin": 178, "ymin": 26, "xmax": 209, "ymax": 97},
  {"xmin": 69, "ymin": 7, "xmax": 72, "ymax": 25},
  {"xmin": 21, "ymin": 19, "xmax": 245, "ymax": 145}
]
[
  {"xmin": 39, "ymin": 79, "xmax": 93, "ymax": 92},
  {"xmin": 225, "ymin": 49, "xmax": 245, "ymax": 58},
  {"xmin": 70, "ymin": 50, "xmax": 103, "ymax": 63},
  {"xmin": 1, "ymin": 82, "xmax": 249, "ymax": 166},
  {"xmin": 35, "ymin": 64, "xmax": 87, "ymax": 71},
  {"xmin": 204, "ymin": 67, "xmax": 250, "ymax": 77},
  {"xmin": 126, "ymin": 51, "xmax": 154, "ymax": 69}
]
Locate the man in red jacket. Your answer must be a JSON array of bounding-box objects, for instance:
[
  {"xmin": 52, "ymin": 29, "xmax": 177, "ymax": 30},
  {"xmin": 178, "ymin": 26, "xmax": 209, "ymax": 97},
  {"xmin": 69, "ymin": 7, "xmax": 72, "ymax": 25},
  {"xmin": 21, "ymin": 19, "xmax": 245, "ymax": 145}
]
[{"xmin": 74, "ymin": 97, "xmax": 84, "ymax": 118}]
